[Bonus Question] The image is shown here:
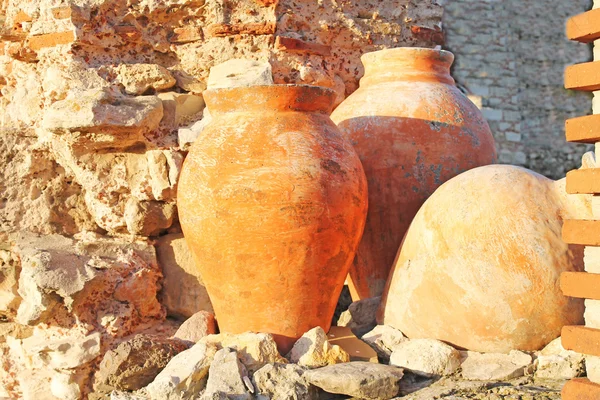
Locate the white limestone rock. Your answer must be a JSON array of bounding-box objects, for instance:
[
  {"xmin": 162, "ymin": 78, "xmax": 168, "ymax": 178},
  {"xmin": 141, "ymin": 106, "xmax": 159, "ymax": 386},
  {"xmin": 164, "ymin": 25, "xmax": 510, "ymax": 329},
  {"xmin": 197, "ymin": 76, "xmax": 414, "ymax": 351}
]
[
  {"xmin": 252, "ymin": 363, "xmax": 317, "ymax": 400},
  {"xmin": 110, "ymin": 391, "xmax": 149, "ymax": 400},
  {"xmin": 158, "ymin": 92, "xmax": 204, "ymax": 129},
  {"xmin": 114, "ymin": 64, "xmax": 176, "ymax": 95},
  {"xmin": 0, "ymin": 133, "xmax": 96, "ymax": 237},
  {"xmin": 10, "ymin": 330, "xmax": 101, "ymax": 370},
  {"xmin": 50, "ymin": 371, "xmax": 82, "ymax": 400},
  {"xmin": 585, "ymin": 299, "xmax": 600, "ymax": 327},
  {"xmin": 123, "ymin": 199, "xmax": 176, "ymax": 236},
  {"xmin": 11, "ymin": 232, "xmax": 164, "ymax": 334},
  {"xmin": 361, "ymin": 325, "xmax": 408, "ymax": 361},
  {"xmin": 460, "ymin": 350, "xmax": 533, "ymax": 381},
  {"xmin": 304, "ymin": 361, "xmax": 404, "ymax": 400},
  {"xmin": 202, "ymin": 348, "xmax": 252, "ymax": 400},
  {"xmin": 146, "ymin": 341, "xmax": 217, "ymax": 400},
  {"xmin": 0, "ymin": 249, "xmax": 22, "ymax": 320},
  {"xmin": 42, "ymin": 89, "xmax": 163, "ymax": 146},
  {"xmin": 200, "ymin": 332, "xmax": 286, "ymax": 374},
  {"xmin": 173, "ymin": 311, "xmax": 217, "ymax": 344},
  {"xmin": 207, "ymin": 59, "xmax": 273, "ymax": 90},
  {"xmin": 93, "ymin": 335, "xmax": 187, "ymax": 395},
  {"xmin": 587, "ymin": 355, "xmax": 600, "ymax": 383},
  {"xmin": 389, "ymin": 339, "xmax": 460, "ymax": 378},
  {"xmin": 14, "ymin": 233, "xmax": 99, "ymax": 325},
  {"xmin": 336, "ymin": 296, "xmax": 380, "ymax": 337},
  {"xmin": 50, "ymin": 143, "xmax": 181, "ymax": 235},
  {"xmin": 177, "ymin": 109, "xmax": 212, "ymax": 150},
  {"xmin": 535, "ymin": 337, "xmax": 585, "ymax": 380},
  {"xmin": 286, "ymin": 327, "xmax": 350, "ymax": 368}
]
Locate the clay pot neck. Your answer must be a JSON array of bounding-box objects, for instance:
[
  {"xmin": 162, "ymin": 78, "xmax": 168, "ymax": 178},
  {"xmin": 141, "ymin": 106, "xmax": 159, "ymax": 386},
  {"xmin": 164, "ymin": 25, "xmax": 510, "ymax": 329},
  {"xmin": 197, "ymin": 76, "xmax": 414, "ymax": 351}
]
[
  {"xmin": 203, "ymin": 84, "xmax": 336, "ymax": 114},
  {"xmin": 360, "ymin": 48, "xmax": 455, "ymax": 86}
]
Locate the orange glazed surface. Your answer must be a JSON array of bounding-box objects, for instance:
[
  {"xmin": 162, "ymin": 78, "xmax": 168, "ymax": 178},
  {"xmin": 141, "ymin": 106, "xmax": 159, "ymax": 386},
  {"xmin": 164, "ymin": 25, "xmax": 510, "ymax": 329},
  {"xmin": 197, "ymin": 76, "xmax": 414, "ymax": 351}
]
[
  {"xmin": 331, "ymin": 47, "xmax": 497, "ymax": 300},
  {"xmin": 178, "ymin": 85, "xmax": 368, "ymax": 353}
]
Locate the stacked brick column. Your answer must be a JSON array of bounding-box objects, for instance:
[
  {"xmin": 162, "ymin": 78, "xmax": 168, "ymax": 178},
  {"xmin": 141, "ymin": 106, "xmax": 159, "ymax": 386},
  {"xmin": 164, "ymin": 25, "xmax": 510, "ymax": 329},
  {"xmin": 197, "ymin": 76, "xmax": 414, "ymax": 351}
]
[{"xmin": 560, "ymin": 5, "xmax": 600, "ymax": 399}]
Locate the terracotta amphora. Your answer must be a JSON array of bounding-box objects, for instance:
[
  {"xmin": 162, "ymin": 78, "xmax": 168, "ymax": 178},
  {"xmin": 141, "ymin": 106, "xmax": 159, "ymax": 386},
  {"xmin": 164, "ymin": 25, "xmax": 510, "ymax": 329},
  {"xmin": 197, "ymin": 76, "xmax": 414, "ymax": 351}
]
[
  {"xmin": 330, "ymin": 47, "xmax": 497, "ymax": 300},
  {"xmin": 378, "ymin": 165, "xmax": 590, "ymax": 352},
  {"xmin": 178, "ymin": 85, "xmax": 368, "ymax": 353}
]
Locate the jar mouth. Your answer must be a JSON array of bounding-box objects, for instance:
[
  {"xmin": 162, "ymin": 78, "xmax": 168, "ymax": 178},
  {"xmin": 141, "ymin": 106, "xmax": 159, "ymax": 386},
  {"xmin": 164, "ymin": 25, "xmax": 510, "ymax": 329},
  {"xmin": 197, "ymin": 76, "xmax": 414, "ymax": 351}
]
[
  {"xmin": 204, "ymin": 84, "xmax": 336, "ymax": 114},
  {"xmin": 360, "ymin": 47, "xmax": 455, "ymax": 85},
  {"xmin": 361, "ymin": 47, "xmax": 454, "ymax": 67}
]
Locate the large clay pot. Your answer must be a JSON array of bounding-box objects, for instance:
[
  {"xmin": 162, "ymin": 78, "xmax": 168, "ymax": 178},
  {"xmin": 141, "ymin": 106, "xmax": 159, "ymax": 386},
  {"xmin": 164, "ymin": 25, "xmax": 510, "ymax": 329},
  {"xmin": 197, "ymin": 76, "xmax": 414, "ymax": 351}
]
[
  {"xmin": 330, "ymin": 47, "xmax": 497, "ymax": 300},
  {"xmin": 178, "ymin": 85, "xmax": 368, "ymax": 353},
  {"xmin": 378, "ymin": 165, "xmax": 590, "ymax": 352}
]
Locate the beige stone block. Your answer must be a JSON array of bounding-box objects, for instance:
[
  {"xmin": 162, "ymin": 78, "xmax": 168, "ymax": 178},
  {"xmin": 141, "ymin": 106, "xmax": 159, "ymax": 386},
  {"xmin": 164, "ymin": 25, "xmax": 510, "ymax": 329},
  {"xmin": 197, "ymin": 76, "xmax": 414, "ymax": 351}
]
[
  {"xmin": 585, "ymin": 299, "xmax": 600, "ymax": 329},
  {"xmin": 584, "ymin": 246, "xmax": 600, "ymax": 273},
  {"xmin": 592, "ymin": 195, "xmax": 600, "ymax": 219},
  {"xmin": 587, "ymin": 355, "xmax": 600, "ymax": 384},
  {"xmin": 582, "ymin": 151, "xmax": 598, "ymax": 169}
]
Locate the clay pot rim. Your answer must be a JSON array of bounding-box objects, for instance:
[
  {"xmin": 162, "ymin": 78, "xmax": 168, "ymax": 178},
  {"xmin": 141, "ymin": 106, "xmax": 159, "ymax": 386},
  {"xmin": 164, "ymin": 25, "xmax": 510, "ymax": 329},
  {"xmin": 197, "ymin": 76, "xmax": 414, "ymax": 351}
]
[
  {"xmin": 203, "ymin": 84, "xmax": 337, "ymax": 114},
  {"xmin": 361, "ymin": 47, "xmax": 454, "ymax": 66},
  {"xmin": 205, "ymin": 83, "xmax": 335, "ymax": 94}
]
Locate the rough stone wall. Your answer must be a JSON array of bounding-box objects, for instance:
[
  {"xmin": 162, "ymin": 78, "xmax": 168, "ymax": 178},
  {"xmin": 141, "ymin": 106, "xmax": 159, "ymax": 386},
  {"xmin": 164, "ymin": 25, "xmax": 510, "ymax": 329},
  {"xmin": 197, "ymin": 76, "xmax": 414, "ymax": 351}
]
[
  {"xmin": 442, "ymin": 0, "xmax": 593, "ymax": 179},
  {"xmin": 0, "ymin": 0, "xmax": 443, "ymax": 398}
]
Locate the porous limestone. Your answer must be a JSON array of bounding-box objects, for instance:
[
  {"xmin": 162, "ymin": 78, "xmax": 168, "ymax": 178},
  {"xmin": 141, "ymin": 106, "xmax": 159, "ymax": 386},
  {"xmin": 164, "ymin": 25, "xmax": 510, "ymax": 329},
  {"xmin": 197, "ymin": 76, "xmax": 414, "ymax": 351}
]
[{"xmin": 0, "ymin": 1, "xmax": 442, "ymax": 397}]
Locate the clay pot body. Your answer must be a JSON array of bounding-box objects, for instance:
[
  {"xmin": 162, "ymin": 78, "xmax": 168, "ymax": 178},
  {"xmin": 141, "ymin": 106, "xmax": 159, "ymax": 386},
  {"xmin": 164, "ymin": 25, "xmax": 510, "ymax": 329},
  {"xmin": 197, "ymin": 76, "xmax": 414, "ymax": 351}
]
[
  {"xmin": 378, "ymin": 165, "xmax": 590, "ymax": 352},
  {"xmin": 178, "ymin": 85, "xmax": 368, "ymax": 353},
  {"xmin": 330, "ymin": 48, "xmax": 497, "ymax": 300}
]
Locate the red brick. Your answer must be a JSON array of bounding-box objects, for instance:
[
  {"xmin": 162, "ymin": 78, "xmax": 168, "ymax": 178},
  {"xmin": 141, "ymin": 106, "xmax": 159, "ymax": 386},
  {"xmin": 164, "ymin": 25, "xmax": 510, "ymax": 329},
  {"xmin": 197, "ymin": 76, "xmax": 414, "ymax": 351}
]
[
  {"xmin": 566, "ymin": 169, "xmax": 600, "ymax": 194},
  {"xmin": 567, "ymin": 8, "xmax": 600, "ymax": 43},
  {"xmin": 561, "ymin": 271, "xmax": 600, "ymax": 300},
  {"xmin": 566, "ymin": 114, "xmax": 600, "ymax": 143},
  {"xmin": 27, "ymin": 31, "xmax": 75, "ymax": 51},
  {"xmin": 562, "ymin": 378, "xmax": 600, "ymax": 399},
  {"xmin": 565, "ymin": 61, "xmax": 600, "ymax": 91},
  {"xmin": 205, "ymin": 22, "xmax": 275, "ymax": 37},
  {"xmin": 275, "ymin": 36, "xmax": 331, "ymax": 56},
  {"xmin": 562, "ymin": 326, "xmax": 600, "ymax": 357},
  {"xmin": 562, "ymin": 219, "xmax": 600, "ymax": 246}
]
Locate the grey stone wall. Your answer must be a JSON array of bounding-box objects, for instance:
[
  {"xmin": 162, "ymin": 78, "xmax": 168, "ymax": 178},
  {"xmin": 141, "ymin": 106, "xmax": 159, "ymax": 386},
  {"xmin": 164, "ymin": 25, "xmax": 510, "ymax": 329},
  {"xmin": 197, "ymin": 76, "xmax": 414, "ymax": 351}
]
[{"xmin": 442, "ymin": 0, "xmax": 593, "ymax": 179}]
